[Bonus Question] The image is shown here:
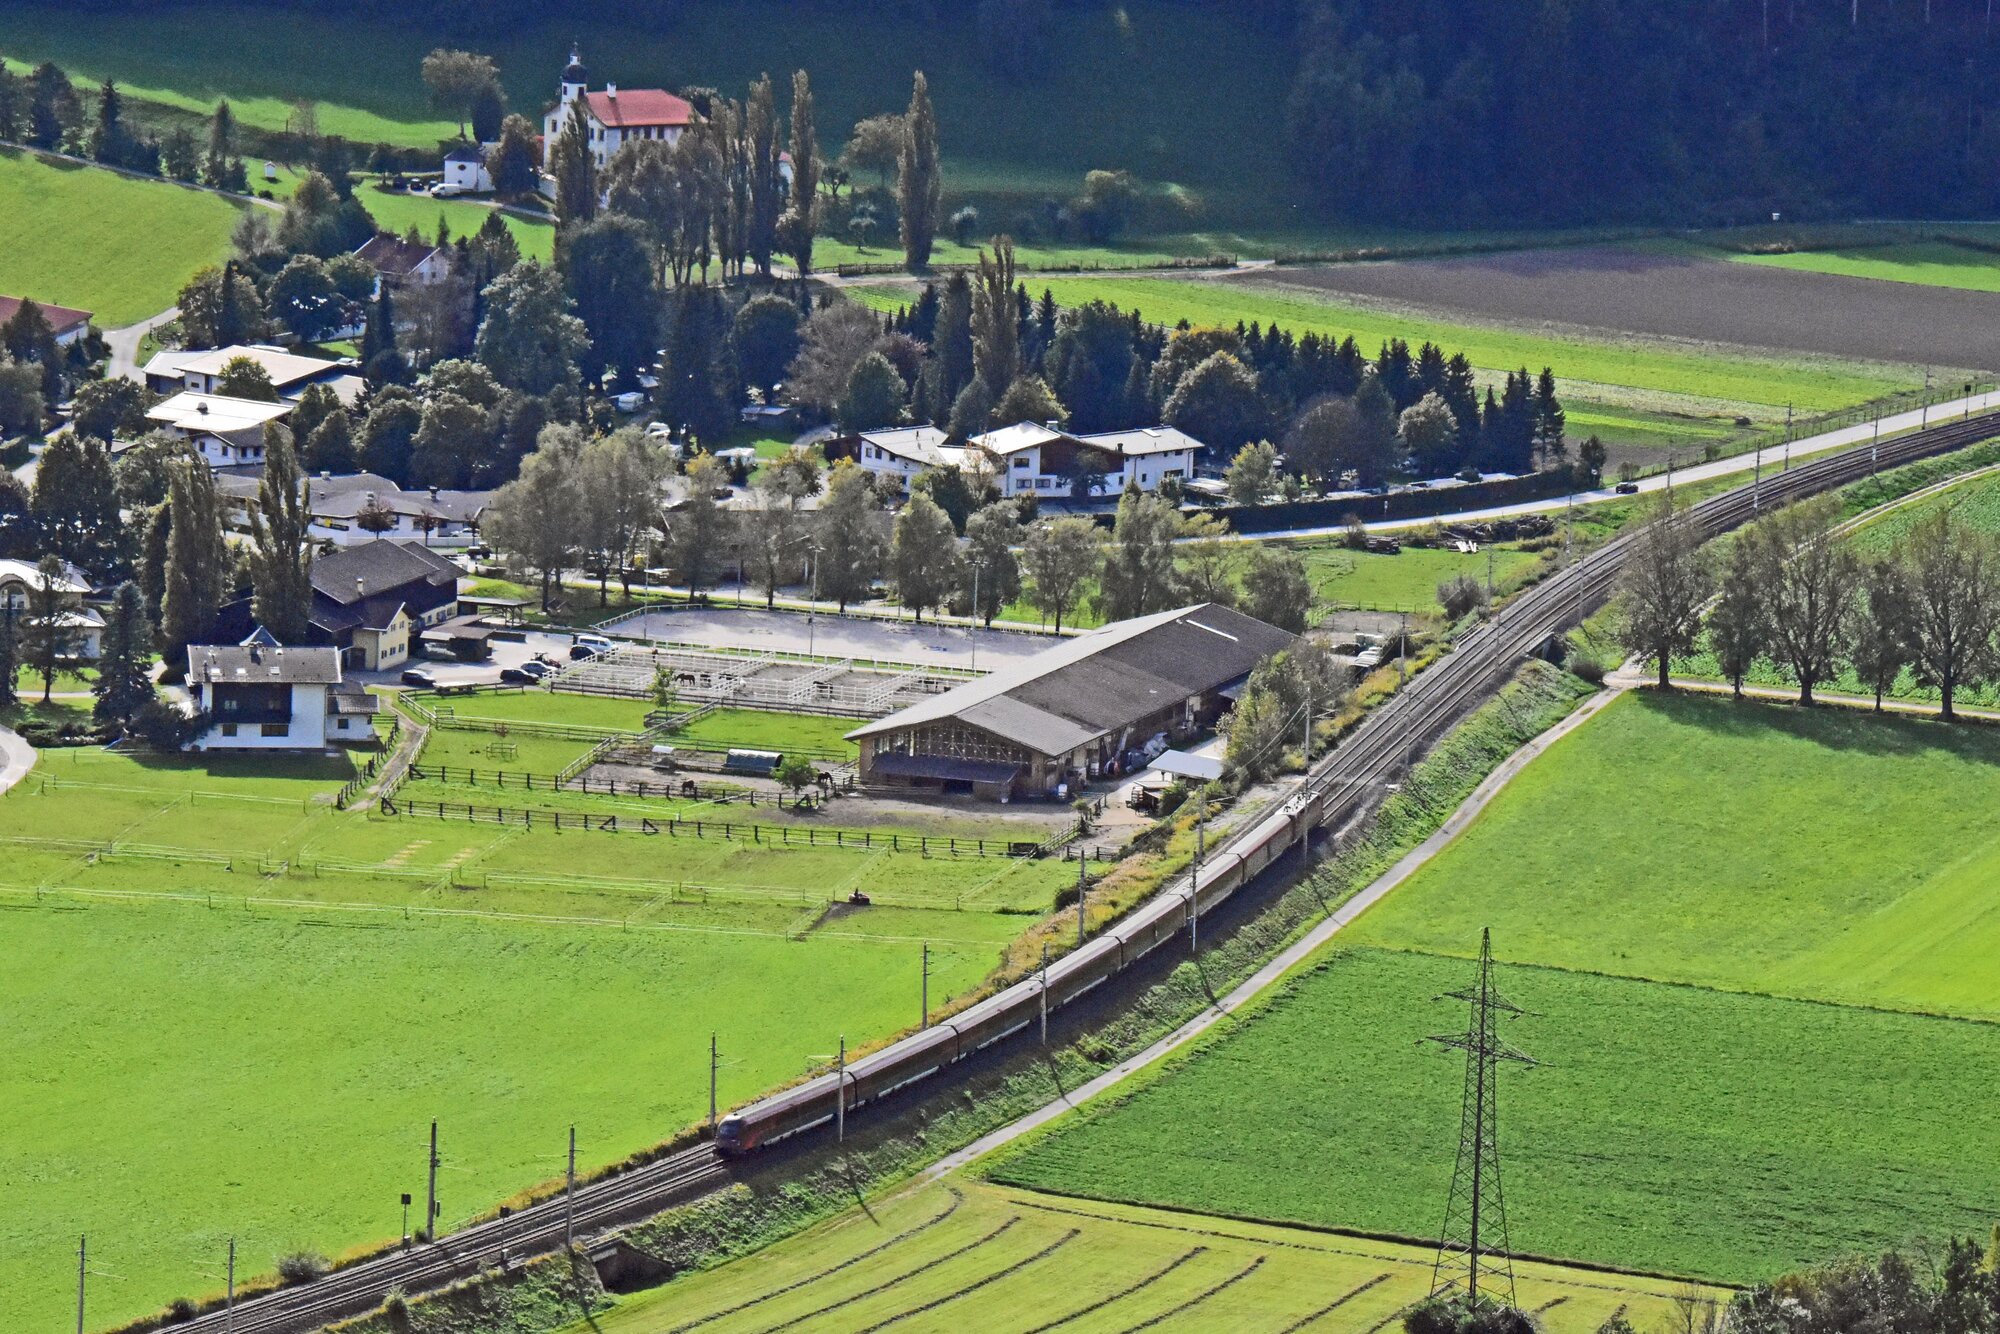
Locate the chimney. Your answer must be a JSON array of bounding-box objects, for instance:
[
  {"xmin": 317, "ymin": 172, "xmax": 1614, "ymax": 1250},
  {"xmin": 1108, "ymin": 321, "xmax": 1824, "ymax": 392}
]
[
  {"xmin": 197, "ymin": 401, "xmax": 209, "ymax": 414},
  {"xmin": 605, "ymin": 82, "xmax": 617, "ymax": 98},
  {"xmin": 356, "ymin": 577, "xmax": 366, "ymax": 597},
  {"xmin": 1045, "ymin": 420, "xmax": 1060, "ymax": 431}
]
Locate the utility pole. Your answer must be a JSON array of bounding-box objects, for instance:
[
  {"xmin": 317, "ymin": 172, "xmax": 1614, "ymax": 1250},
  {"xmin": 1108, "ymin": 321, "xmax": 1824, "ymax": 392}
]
[
  {"xmin": 709, "ymin": 1033, "xmax": 720, "ymax": 1137},
  {"xmin": 226, "ymin": 1237, "xmax": 236, "ymax": 1334},
  {"xmin": 920, "ymin": 941, "xmax": 931, "ymax": 1027},
  {"xmin": 1075, "ymin": 850, "xmax": 1086, "ymax": 945},
  {"xmin": 1784, "ymin": 402, "xmax": 1794, "ymax": 471},
  {"xmin": 1397, "ymin": 610, "xmax": 1408, "ymax": 687},
  {"xmin": 835, "ymin": 1036, "xmax": 846, "ymax": 1143},
  {"xmin": 425, "ymin": 1120, "xmax": 440, "ymax": 1244},
  {"xmin": 1485, "ymin": 544, "xmax": 1495, "ymax": 598},
  {"xmin": 1039, "ymin": 941, "xmax": 1050, "ymax": 1044},
  {"xmin": 1427, "ymin": 929, "xmax": 1536, "ymax": 1311},
  {"xmin": 76, "ymin": 1235, "xmax": 86, "ymax": 1334},
  {"xmin": 564, "ymin": 1125, "xmax": 577, "ymax": 1256},
  {"xmin": 1752, "ymin": 438, "xmax": 1762, "ymax": 512},
  {"xmin": 970, "ymin": 563, "xmax": 981, "ymax": 672}
]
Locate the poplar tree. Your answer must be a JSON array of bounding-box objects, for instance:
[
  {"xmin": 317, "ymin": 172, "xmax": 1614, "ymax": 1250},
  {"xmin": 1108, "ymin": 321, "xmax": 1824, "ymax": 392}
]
[
  {"xmin": 746, "ymin": 74, "xmax": 783, "ymax": 277},
  {"xmin": 204, "ymin": 99, "xmax": 244, "ymax": 191},
  {"xmin": 899, "ymin": 71, "xmax": 942, "ymax": 271},
  {"xmin": 160, "ymin": 459, "xmax": 229, "ymax": 663},
  {"xmin": 248, "ymin": 426, "xmax": 314, "ymax": 642},
  {"xmin": 783, "ymin": 70, "xmax": 821, "ymax": 275},
  {"xmin": 550, "ymin": 102, "xmax": 598, "ymax": 227}
]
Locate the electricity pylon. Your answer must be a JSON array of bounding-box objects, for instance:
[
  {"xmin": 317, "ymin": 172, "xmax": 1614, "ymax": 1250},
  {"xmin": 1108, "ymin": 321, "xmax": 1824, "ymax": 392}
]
[{"xmin": 1427, "ymin": 928, "xmax": 1535, "ymax": 1311}]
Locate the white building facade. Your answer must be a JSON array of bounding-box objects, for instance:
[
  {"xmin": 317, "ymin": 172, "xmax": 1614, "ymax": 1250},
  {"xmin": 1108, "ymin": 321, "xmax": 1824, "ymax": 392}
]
[{"xmin": 542, "ymin": 48, "xmax": 694, "ymax": 171}]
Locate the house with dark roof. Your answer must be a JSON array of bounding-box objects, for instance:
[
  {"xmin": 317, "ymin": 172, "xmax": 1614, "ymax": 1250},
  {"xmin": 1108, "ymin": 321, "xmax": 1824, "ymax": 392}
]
[
  {"xmin": 353, "ymin": 234, "xmax": 450, "ymax": 289},
  {"xmin": 307, "ymin": 540, "xmax": 461, "ymax": 670},
  {"xmin": 848, "ymin": 604, "xmax": 1294, "ymax": 799},
  {"xmin": 184, "ymin": 642, "xmax": 378, "ymax": 750}
]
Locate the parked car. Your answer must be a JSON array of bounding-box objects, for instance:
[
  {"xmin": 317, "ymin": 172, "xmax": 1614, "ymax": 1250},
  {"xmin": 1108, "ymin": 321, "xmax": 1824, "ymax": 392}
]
[
  {"xmin": 573, "ymin": 633, "xmax": 615, "ymax": 655},
  {"xmin": 568, "ymin": 643, "xmax": 600, "ymax": 662},
  {"xmin": 400, "ymin": 668, "xmax": 436, "ymax": 688},
  {"xmin": 499, "ymin": 664, "xmax": 546, "ymax": 685}
]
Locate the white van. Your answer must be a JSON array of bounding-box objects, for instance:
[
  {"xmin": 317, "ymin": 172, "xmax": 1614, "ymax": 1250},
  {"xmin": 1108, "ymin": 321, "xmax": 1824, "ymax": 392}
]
[{"xmin": 573, "ymin": 633, "xmax": 616, "ymax": 655}]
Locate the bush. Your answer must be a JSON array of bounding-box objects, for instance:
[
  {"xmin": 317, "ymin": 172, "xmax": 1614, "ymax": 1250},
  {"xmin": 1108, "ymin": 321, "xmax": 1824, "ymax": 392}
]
[
  {"xmin": 276, "ymin": 1250, "xmax": 328, "ymax": 1285},
  {"xmin": 1567, "ymin": 653, "xmax": 1607, "ymax": 684},
  {"xmin": 126, "ymin": 698, "xmax": 204, "ymax": 750},
  {"xmin": 166, "ymin": 1297, "xmax": 198, "ymax": 1323},
  {"xmin": 1437, "ymin": 573, "xmax": 1489, "ymax": 621}
]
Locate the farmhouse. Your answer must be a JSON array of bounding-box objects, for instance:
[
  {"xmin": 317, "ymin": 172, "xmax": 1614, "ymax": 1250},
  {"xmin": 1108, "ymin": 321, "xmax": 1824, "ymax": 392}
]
[
  {"xmin": 213, "ymin": 472, "xmax": 491, "ymax": 547},
  {"xmin": 0, "ymin": 296, "xmax": 92, "ymax": 346},
  {"xmin": 353, "ymin": 233, "xmax": 451, "ymax": 289},
  {"xmin": 184, "ymin": 642, "xmax": 377, "ymax": 750},
  {"xmin": 0, "ymin": 558, "xmax": 103, "ymax": 658},
  {"xmin": 306, "ymin": 539, "xmax": 462, "ymax": 670},
  {"xmin": 141, "ymin": 344, "xmax": 362, "ymax": 402},
  {"xmin": 543, "ymin": 47, "xmax": 695, "ymax": 170},
  {"xmin": 850, "ymin": 603, "xmax": 1293, "ymax": 799}
]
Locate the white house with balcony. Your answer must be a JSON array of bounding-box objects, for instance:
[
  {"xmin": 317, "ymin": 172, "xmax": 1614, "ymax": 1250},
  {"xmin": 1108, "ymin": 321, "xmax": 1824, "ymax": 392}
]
[
  {"xmin": 973, "ymin": 423, "xmax": 1201, "ymax": 500},
  {"xmin": 184, "ymin": 642, "xmax": 378, "ymax": 751},
  {"xmin": 145, "ymin": 393, "xmax": 295, "ymax": 469}
]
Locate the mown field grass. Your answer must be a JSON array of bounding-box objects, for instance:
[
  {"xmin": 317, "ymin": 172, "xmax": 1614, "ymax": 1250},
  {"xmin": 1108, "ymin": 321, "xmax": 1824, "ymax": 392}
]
[
  {"xmin": 1353, "ymin": 691, "xmax": 2000, "ymax": 1020},
  {"xmin": 666, "ymin": 706, "xmax": 863, "ymax": 756},
  {"xmin": 1725, "ymin": 240, "xmax": 2000, "ymax": 292},
  {"xmin": 0, "ymin": 146, "xmax": 242, "ymax": 324},
  {"xmin": 570, "ymin": 1176, "xmax": 1711, "ymax": 1334},
  {"xmin": 1017, "ymin": 276, "xmax": 1920, "ymax": 416},
  {"xmin": 264, "ymin": 164, "xmax": 554, "ymax": 260},
  {"xmin": 0, "ymin": 740, "xmax": 1064, "ymax": 1329},
  {"xmin": 1294, "ymin": 541, "xmax": 1546, "ymax": 614},
  {"xmin": 989, "ymin": 944, "xmax": 2000, "ymax": 1284}
]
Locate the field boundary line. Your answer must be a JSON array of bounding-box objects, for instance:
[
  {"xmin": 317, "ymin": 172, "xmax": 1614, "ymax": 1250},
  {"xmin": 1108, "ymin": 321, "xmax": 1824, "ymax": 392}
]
[
  {"xmin": 663, "ymin": 1187, "xmax": 965, "ymax": 1334},
  {"xmin": 850, "ymin": 1227, "xmax": 1081, "ymax": 1334},
  {"xmin": 738, "ymin": 1216, "xmax": 1022, "ymax": 1334},
  {"xmin": 1019, "ymin": 1246, "xmax": 1209, "ymax": 1334},
  {"xmin": 1276, "ymin": 1273, "xmax": 1396, "ymax": 1333},
  {"xmin": 1111, "ymin": 1253, "xmax": 1264, "ymax": 1333},
  {"xmin": 927, "ymin": 687, "xmax": 1624, "ymax": 1179}
]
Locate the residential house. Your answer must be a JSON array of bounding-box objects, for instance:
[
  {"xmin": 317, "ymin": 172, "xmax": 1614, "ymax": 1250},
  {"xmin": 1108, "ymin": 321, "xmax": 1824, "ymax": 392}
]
[
  {"xmin": 353, "ymin": 234, "xmax": 451, "ymax": 290},
  {"xmin": 834, "ymin": 426, "xmax": 967, "ymax": 492},
  {"xmin": 213, "ymin": 473, "xmax": 491, "ymax": 548},
  {"xmin": 141, "ymin": 345, "xmax": 363, "ymax": 405},
  {"xmin": 0, "ymin": 296, "xmax": 92, "ymax": 346},
  {"xmin": 0, "ymin": 558, "xmax": 103, "ymax": 659},
  {"xmin": 542, "ymin": 47, "xmax": 694, "ymax": 171},
  {"xmin": 184, "ymin": 641, "xmax": 378, "ymax": 750},
  {"xmin": 144, "ymin": 393, "xmax": 295, "ymax": 469},
  {"xmin": 973, "ymin": 422, "xmax": 1200, "ymax": 500}
]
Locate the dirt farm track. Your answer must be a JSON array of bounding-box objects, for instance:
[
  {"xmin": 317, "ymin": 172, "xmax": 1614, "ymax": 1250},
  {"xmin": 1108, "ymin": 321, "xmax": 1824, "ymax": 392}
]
[{"xmin": 1231, "ymin": 244, "xmax": 2000, "ymax": 371}]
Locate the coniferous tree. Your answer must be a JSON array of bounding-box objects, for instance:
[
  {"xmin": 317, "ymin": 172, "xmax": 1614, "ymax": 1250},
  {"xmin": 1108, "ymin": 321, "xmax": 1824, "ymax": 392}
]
[
  {"xmin": 0, "ymin": 607, "xmax": 17, "ymax": 711},
  {"xmin": 94, "ymin": 582, "xmax": 154, "ymax": 725},
  {"xmin": 204, "ymin": 99, "xmax": 245, "ymax": 191},
  {"xmin": 1533, "ymin": 366, "xmax": 1566, "ymax": 466},
  {"xmin": 31, "ymin": 434, "xmax": 124, "ymax": 579},
  {"xmin": 898, "ymin": 71, "xmax": 942, "ymax": 271},
  {"xmin": 248, "ymin": 426, "xmax": 314, "ymax": 642},
  {"xmin": 23, "ymin": 555, "xmax": 80, "ymax": 704},
  {"xmin": 89, "ymin": 79, "xmax": 123, "ymax": 164}
]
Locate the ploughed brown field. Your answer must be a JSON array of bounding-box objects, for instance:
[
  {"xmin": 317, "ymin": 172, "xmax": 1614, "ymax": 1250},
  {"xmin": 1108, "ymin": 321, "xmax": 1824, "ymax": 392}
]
[{"xmin": 1231, "ymin": 244, "xmax": 2000, "ymax": 371}]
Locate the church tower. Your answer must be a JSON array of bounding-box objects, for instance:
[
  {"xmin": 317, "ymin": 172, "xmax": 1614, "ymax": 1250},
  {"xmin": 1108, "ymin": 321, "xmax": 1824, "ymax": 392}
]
[{"xmin": 559, "ymin": 44, "xmax": 588, "ymax": 107}]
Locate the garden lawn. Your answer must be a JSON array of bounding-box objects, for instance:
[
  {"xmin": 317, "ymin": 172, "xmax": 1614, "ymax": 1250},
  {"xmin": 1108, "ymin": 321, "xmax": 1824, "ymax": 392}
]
[
  {"xmin": 1351, "ymin": 691, "xmax": 2000, "ymax": 1020},
  {"xmin": 568, "ymin": 1176, "xmax": 1709, "ymax": 1334},
  {"xmin": 0, "ymin": 743, "xmax": 1028, "ymax": 1329},
  {"xmin": 433, "ymin": 689, "xmax": 648, "ymax": 732},
  {"xmin": 0, "ymin": 147, "xmax": 241, "ymax": 324},
  {"xmin": 988, "ymin": 945, "xmax": 2000, "ymax": 1284},
  {"xmin": 1290, "ymin": 541, "xmax": 1545, "ymax": 614}
]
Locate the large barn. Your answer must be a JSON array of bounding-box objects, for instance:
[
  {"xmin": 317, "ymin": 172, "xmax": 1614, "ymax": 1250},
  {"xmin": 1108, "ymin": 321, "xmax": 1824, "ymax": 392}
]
[{"xmin": 849, "ymin": 604, "xmax": 1294, "ymax": 800}]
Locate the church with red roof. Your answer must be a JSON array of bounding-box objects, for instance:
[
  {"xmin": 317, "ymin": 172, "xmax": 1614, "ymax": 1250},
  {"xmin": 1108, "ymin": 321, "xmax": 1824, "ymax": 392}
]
[{"xmin": 541, "ymin": 45, "xmax": 696, "ymax": 171}]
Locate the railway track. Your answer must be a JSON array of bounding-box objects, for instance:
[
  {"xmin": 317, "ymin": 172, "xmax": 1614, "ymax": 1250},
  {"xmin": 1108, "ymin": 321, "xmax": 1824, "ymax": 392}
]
[{"xmin": 174, "ymin": 409, "xmax": 2000, "ymax": 1334}]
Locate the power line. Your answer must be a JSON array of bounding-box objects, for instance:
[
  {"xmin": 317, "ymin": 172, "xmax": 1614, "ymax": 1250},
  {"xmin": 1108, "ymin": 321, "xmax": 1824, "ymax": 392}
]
[{"xmin": 1426, "ymin": 928, "xmax": 1535, "ymax": 1312}]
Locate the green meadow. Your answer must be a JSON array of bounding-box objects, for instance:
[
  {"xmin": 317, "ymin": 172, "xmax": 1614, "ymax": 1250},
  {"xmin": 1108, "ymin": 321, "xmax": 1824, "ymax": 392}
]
[{"xmin": 0, "ymin": 146, "xmax": 242, "ymax": 324}]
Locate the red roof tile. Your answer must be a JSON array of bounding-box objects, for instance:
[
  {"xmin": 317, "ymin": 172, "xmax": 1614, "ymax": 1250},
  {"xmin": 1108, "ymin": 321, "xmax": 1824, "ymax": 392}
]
[
  {"xmin": 0, "ymin": 296, "xmax": 91, "ymax": 335},
  {"xmin": 584, "ymin": 88, "xmax": 694, "ymax": 128}
]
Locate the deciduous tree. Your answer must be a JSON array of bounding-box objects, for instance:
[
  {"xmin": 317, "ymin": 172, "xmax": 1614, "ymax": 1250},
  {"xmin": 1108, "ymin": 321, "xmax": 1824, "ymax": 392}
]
[
  {"xmin": 483, "ymin": 426, "xmax": 584, "ymax": 610},
  {"xmin": 1706, "ymin": 536, "xmax": 1769, "ymax": 699},
  {"xmin": 962, "ymin": 500, "xmax": 1022, "ymax": 625},
  {"xmin": 160, "ymin": 457, "xmax": 228, "ymax": 662},
  {"xmin": 475, "ymin": 260, "xmax": 587, "ymax": 396},
  {"xmin": 812, "ymin": 460, "xmax": 886, "ymax": 610},
  {"xmin": 1098, "ymin": 488, "xmax": 1185, "ymax": 621},
  {"xmin": 1022, "ymin": 517, "xmax": 1101, "ymax": 633},
  {"xmin": 247, "ymin": 425, "xmax": 313, "ymax": 642},
  {"xmin": 891, "ymin": 490, "xmax": 960, "ymax": 622},
  {"xmin": 1618, "ymin": 498, "xmax": 1710, "ymax": 690},
  {"xmin": 1224, "ymin": 440, "xmax": 1279, "ymax": 506},
  {"xmin": 22, "ymin": 554, "xmax": 80, "ymax": 704},
  {"xmin": 898, "ymin": 72, "xmax": 942, "ymax": 271},
  {"xmin": 421, "ymin": 49, "xmax": 501, "ymax": 141},
  {"xmin": 1241, "ymin": 544, "xmax": 1312, "ymax": 632},
  {"xmin": 1744, "ymin": 496, "xmax": 1857, "ymax": 706},
  {"xmin": 1898, "ymin": 505, "xmax": 2000, "ymax": 720}
]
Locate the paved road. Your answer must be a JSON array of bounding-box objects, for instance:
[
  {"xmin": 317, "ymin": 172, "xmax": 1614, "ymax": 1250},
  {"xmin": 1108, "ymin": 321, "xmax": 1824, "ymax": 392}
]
[
  {"xmin": 608, "ymin": 606, "xmax": 1054, "ymax": 671},
  {"xmin": 105, "ymin": 307, "xmax": 179, "ymax": 382}
]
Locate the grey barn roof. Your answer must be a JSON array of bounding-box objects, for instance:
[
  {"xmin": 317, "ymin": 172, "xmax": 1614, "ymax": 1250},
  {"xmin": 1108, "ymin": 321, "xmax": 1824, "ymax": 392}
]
[
  {"xmin": 188, "ymin": 643, "xmax": 342, "ymax": 685},
  {"xmin": 849, "ymin": 604, "xmax": 1294, "ymax": 759}
]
